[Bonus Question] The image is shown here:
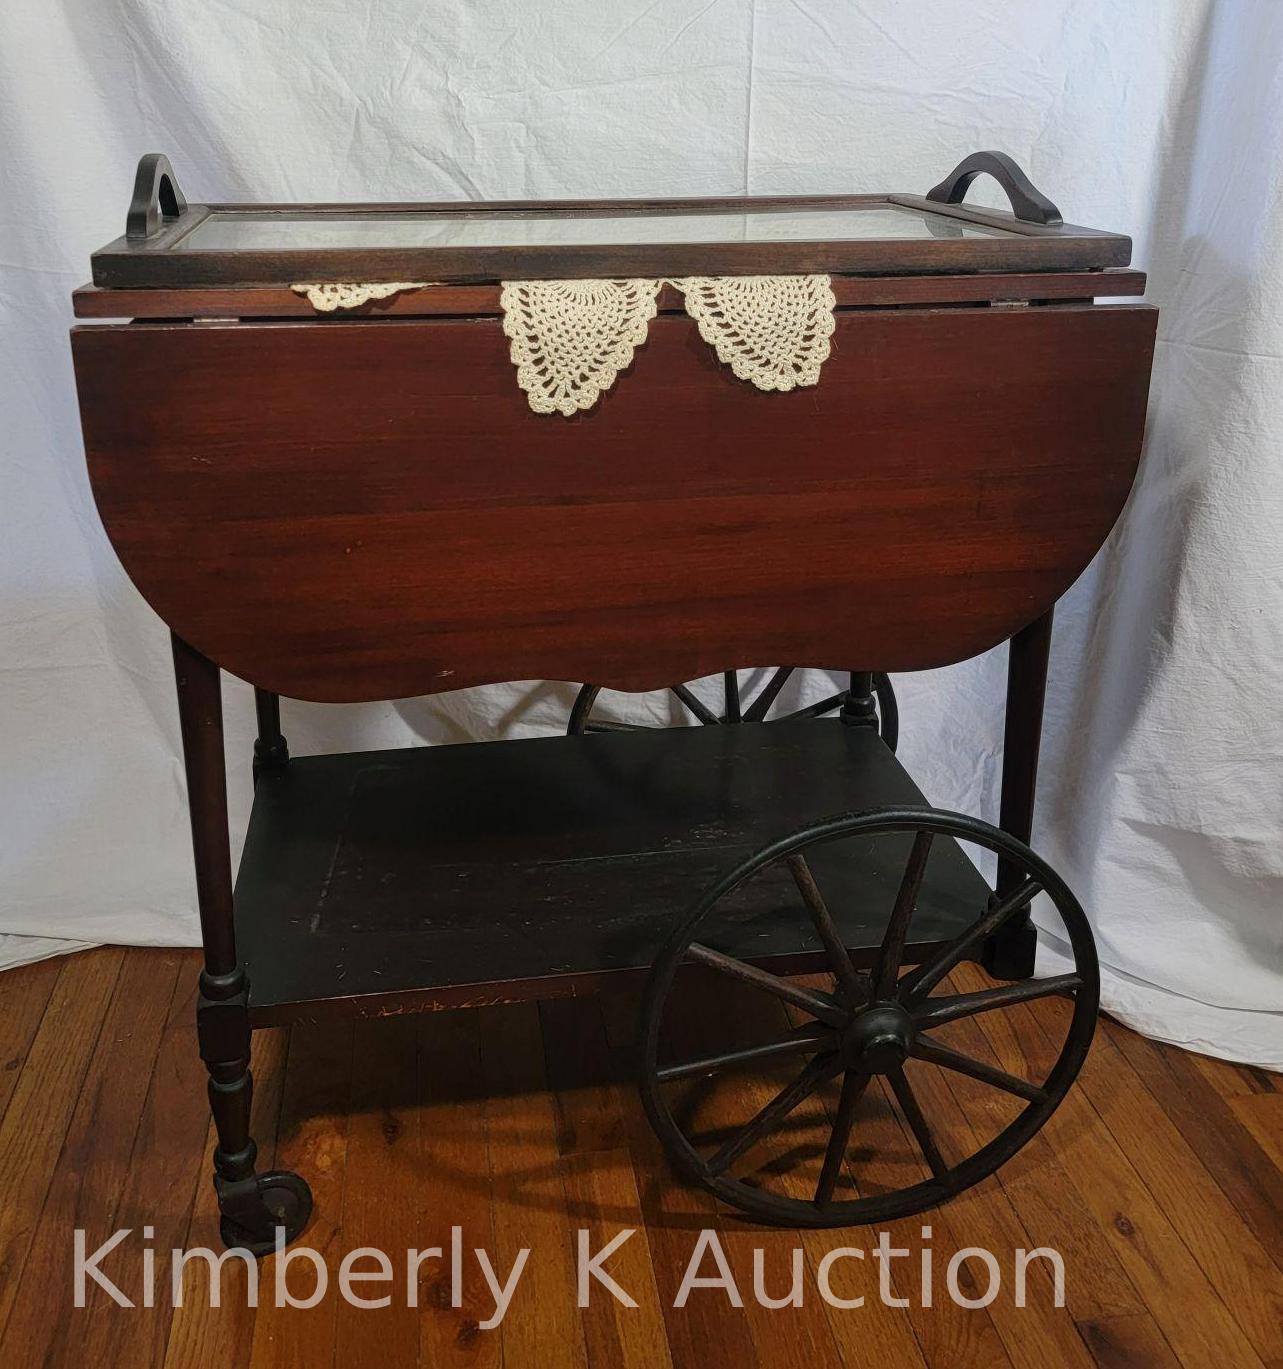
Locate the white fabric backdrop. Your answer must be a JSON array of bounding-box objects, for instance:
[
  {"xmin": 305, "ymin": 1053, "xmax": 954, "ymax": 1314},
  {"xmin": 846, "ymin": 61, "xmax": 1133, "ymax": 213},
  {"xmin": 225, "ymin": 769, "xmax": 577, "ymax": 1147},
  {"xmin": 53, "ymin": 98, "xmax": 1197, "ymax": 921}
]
[{"xmin": 1, "ymin": 0, "xmax": 1280, "ymax": 1065}]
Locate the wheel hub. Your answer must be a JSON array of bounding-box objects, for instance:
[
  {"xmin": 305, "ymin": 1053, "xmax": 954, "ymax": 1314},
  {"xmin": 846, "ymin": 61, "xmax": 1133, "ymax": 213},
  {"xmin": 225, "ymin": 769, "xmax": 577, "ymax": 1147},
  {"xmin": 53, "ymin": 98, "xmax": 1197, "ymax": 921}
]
[{"xmin": 840, "ymin": 1003, "xmax": 913, "ymax": 1073}]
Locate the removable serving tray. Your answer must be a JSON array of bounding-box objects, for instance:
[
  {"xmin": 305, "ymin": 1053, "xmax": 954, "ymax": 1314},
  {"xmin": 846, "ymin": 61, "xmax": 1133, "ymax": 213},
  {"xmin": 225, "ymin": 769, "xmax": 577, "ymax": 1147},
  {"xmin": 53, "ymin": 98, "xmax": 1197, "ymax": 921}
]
[{"xmin": 90, "ymin": 151, "xmax": 1132, "ymax": 287}]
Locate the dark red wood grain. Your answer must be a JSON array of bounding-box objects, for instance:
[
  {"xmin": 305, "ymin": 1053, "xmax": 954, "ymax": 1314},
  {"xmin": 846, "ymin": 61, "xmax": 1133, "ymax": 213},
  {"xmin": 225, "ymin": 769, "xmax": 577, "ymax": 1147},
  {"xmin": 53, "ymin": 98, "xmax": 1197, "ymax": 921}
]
[
  {"xmin": 73, "ymin": 303, "xmax": 1156, "ymax": 701},
  {"xmin": 70, "ymin": 270, "xmax": 1147, "ymax": 320}
]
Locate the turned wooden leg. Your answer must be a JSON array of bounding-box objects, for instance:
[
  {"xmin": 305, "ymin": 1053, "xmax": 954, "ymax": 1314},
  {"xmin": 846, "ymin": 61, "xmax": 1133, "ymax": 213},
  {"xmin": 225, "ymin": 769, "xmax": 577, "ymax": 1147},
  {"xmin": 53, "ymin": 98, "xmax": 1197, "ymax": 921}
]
[
  {"xmin": 983, "ymin": 610, "xmax": 1053, "ymax": 979},
  {"xmin": 252, "ymin": 687, "xmax": 288, "ymax": 783},
  {"xmin": 839, "ymin": 671, "xmax": 880, "ymax": 730},
  {"xmin": 172, "ymin": 635, "xmax": 311, "ymax": 1253}
]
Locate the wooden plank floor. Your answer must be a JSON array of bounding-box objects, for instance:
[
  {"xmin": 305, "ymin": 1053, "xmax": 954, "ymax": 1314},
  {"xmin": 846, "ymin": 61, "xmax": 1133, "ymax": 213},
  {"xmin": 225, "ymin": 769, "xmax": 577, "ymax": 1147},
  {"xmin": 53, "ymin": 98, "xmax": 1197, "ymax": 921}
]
[{"xmin": 0, "ymin": 946, "xmax": 1279, "ymax": 1368}]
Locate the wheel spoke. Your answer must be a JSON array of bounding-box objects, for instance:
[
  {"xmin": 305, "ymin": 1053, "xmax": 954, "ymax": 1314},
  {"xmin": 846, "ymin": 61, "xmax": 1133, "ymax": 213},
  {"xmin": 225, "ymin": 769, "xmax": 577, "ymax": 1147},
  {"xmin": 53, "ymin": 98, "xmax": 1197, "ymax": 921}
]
[
  {"xmin": 912, "ymin": 973, "xmax": 1083, "ymax": 1030},
  {"xmin": 723, "ymin": 672, "xmax": 741, "ymax": 722},
  {"xmin": 814, "ymin": 1069, "xmax": 870, "ymax": 1206},
  {"xmin": 888, "ymin": 1067, "xmax": 949, "ymax": 1181},
  {"xmin": 670, "ymin": 683, "xmax": 721, "ymax": 726},
  {"xmin": 706, "ymin": 1053, "xmax": 844, "ymax": 1177},
  {"xmin": 897, "ymin": 876, "xmax": 1042, "ymax": 1004},
  {"xmin": 911, "ymin": 1034, "xmax": 1049, "ymax": 1104},
  {"xmin": 785, "ymin": 853, "xmax": 867, "ymax": 1006},
  {"xmin": 744, "ymin": 667, "xmax": 794, "ymax": 722},
  {"xmin": 657, "ymin": 1025, "xmax": 833, "ymax": 1083},
  {"xmin": 872, "ymin": 832, "xmax": 933, "ymax": 999},
  {"xmin": 774, "ymin": 692, "xmax": 847, "ymax": 723},
  {"xmin": 585, "ymin": 719, "xmax": 652, "ymax": 733},
  {"xmin": 685, "ymin": 943, "xmax": 848, "ymax": 1027}
]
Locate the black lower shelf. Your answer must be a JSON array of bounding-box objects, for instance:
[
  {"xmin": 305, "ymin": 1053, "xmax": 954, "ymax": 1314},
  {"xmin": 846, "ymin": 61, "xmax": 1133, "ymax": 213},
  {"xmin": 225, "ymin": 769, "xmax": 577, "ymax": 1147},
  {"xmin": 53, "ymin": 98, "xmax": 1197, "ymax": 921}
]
[{"xmin": 236, "ymin": 720, "xmax": 991, "ymax": 1024}]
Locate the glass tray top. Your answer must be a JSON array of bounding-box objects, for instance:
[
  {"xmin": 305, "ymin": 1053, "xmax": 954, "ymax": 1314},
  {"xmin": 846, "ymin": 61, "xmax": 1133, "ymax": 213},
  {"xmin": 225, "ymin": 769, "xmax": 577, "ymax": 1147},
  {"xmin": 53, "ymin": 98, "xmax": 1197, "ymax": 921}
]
[
  {"xmin": 90, "ymin": 153, "xmax": 1133, "ymax": 288},
  {"xmin": 177, "ymin": 203, "xmax": 1005, "ymax": 252}
]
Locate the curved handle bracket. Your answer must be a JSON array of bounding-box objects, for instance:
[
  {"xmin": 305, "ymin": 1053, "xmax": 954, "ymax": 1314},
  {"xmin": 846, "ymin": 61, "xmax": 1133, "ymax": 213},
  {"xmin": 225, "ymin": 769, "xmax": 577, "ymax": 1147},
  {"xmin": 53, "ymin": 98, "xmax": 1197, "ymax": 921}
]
[
  {"xmin": 126, "ymin": 153, "xmax": 189, "ymax": 241},
  {"xmin": 926, "ymin": 151, "xmax": 1062, "ymax": 227}
]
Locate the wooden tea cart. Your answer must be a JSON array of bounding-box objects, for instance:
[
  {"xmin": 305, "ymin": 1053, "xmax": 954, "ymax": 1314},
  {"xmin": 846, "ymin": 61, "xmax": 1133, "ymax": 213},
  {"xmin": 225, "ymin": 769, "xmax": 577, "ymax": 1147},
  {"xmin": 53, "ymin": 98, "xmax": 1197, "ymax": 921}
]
[{"xmin": 71, "ymin": 152, "xmax": 1156, "ymax": 1248}]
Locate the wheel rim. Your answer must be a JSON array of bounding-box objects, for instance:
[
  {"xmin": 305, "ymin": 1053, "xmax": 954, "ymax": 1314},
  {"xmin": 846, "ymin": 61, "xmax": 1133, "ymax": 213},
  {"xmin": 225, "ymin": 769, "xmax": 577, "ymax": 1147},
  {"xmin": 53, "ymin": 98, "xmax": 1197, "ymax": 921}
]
[
  {"xmin": 639, "ymin": 808, "xmax": 1099, "ymax": 1227},
  {"xmin": 569, "ymin": 669, "xmax": 899, "ymax": 750}
]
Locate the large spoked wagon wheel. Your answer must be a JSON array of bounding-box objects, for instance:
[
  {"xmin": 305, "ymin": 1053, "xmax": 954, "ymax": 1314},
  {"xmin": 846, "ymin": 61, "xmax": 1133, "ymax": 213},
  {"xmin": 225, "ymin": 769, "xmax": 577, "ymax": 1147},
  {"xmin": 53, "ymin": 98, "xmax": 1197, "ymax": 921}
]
[
  {"xmin": 639, "ymin": 809, "xmax": 1098, "ymax": 1227},
  {"xmin": 568, "ymin": 670, "xmax": 899, "ymax": 751}
]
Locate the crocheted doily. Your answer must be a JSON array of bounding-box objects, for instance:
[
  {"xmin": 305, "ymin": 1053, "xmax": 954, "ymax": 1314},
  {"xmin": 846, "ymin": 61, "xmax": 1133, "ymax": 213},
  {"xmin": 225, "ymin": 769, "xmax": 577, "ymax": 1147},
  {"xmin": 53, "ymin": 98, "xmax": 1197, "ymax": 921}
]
[
  {"xmin": 499, "ymin": 279, "xmax": 662, "ymax": 417},
  {"xmin": 290, "ymin": 282, "xmax": 427, "ymax": 311},
  {"xmin": 671, "ymin": 275, "xmax": 836, "ymax": 392},
  {"xmin": 290, "ymin": 274, "xmax": 836, "ymax": 413}
]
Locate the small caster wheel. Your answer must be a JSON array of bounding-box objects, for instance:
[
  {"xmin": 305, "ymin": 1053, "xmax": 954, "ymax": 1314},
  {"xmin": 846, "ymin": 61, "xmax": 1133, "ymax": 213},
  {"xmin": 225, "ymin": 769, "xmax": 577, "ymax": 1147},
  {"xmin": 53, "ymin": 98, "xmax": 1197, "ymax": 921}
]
[
  {"xmin": 639, "ymin": 807, "xmax": 1098, "ymax": 1227},
  {"xmin": 569, "ymin": 668, "xmax": 899, "ymax": 751},
  {"xmin": 218, "ymin": 1170, "xmax": 314, "ymax": 1256}
]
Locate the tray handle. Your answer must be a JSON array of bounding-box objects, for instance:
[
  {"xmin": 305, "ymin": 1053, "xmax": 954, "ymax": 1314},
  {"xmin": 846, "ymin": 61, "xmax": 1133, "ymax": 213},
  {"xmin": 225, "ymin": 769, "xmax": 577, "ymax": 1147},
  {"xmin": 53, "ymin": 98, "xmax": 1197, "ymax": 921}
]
[
  {"xmin": 126, "ymin": 153, "xmax": 189, "ymax": 241},
  {"xmin": 926, "ymin": 151, "xmax": 1062, "ymax": 227}
]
